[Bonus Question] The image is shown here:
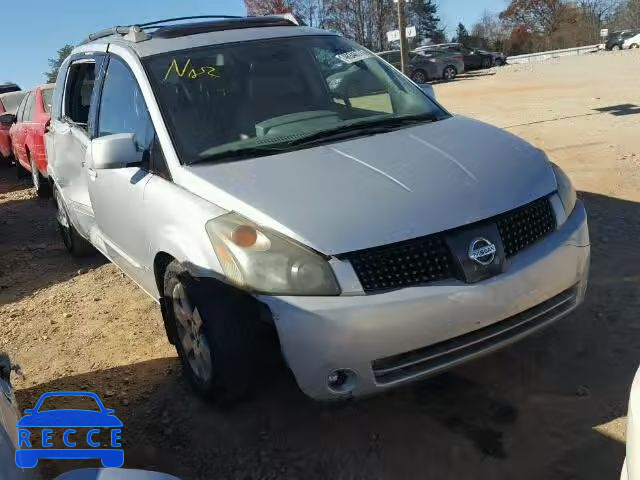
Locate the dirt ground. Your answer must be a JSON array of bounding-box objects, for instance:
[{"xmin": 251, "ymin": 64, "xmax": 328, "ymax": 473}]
[{"xmin": 1, "ymin": 49, "xmax": 640, "ymax": 480}]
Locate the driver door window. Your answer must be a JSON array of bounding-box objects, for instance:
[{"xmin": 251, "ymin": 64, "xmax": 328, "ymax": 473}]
[
  {"xmin": 97, "ymin": 57, "xmax": 168, "ymax": 179},
  {"xmin": 97, "ymin": 57, "xmax": 154, "ymax": 152}
]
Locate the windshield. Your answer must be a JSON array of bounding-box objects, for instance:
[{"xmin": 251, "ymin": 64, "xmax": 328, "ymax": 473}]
[
  {"xmin": 144, "ymin": 35, "xmax": 448, "ymax": 164},
  {"xmin": 0, "ymin": 91, "xmax": 27, "ymax": 114}
]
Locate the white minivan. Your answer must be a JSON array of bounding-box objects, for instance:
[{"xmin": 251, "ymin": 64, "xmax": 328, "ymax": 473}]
[{"xmin": 46, "ymin": 15, "xmax": 590, "ymax": 403}]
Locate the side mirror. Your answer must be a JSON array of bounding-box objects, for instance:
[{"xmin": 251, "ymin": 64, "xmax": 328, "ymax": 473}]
[
  {"xmin": 0, "ymin": 113, "xmax": 15, "ymax": 127},
  {"xmin": 90, "ymin": 133, "xmax": 142, "ymax": 170}
]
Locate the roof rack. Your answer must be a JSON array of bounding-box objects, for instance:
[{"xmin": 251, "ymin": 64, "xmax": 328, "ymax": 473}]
[
  {"xmin": 137, "ymin": 15, "xmax": 242, "ymax": 28},
  {"xmin": 80, "ymin": 14, "xmax": 304, "ymax": 45}
]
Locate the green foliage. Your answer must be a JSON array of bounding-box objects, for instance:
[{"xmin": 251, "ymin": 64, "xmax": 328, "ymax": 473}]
[
  {"xmin": 45, "ymin": 45, "xmax": 74, "ymax": 83},
  {"xmin": 456, "ymin": 22, "xmax": 470, "ymax": 45},
  {"xmin": 408, "ymin": 0, "xmax": 444, "ymax": 43}
]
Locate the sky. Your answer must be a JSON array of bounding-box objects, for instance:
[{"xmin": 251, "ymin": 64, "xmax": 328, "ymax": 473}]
[{"xmin": 1, "ymin": 0, "xmax": 506, "ymax": 89}]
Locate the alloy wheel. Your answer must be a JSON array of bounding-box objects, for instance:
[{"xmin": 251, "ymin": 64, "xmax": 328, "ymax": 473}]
[
  {"xmin": 412, "ymin": 70, "xmax": 426, "ymax": 84},
  {"xmin": 444, "ymin": 66, "xmax": 456, "ymax": 80},
  {"xmin": 172, "ymin": 282, "xmax": 213, "ymax": 384}
]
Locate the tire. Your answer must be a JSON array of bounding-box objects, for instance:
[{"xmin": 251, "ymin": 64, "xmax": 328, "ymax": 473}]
[
  {"xmin": 15, "ymin": 155, "xmax": 27, "ymax": 179},
  {"xmin": 481, "ymin": 57, "xmax": 492, "ymax": 69},
  {"xmin": 443, "ymin": 65, "xmax": 457, "ymax": 81},
  {"xmin": 631, "ymin": 44, "xmax": 640, "ymax": 49},
  {"xmin": 612, "ymin": 45, "xmax": 621, "ymax": 51},
  {"xmin": 54, "ymin": 187, "xmax": 94, "ymax": 257},
  {"xmin": 410, "ymin": 69, "xmax": 427, "ymax": 84},
  {"xmin": 163, "ymin": 260, "xmax": 280, "ymax": 404},
  {"xmin": 0, "ymin": 152, "xmax": 12, "ymax": 167},
  {"xmin": 495, "ymin": 58, "xmax": 504, "ymax": 66},
  {"xmin": 30, "ymin": 154, "xmax": 51, "ymax": 198}
]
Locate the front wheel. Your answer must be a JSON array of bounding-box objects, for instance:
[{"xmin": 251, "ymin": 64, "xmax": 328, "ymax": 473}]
[
  {"xmin": 30, "ymin": 154, "xmax": 50, "ymax": 198},
  {"xmin": 54, "ymin": 187, "xmax": 94, "ymax": 257},
  {"xmin": 631, "ymin": 44, "xmax": 640, "ymax": 49},
  {"xmin": 163, "ymin": 261, "xmax": 280, "ymax": 404},
  {"xmin": 612, "ymin": 44, "xmax": 621, "ymax": 51},
  {"xmin": 410, "ymin": 69, "xmax": 427, "ymax": 84},
  {"xmin": 443, "ymin": 65, "xmax": 457, "ymax": 81},
  {"xmin": 481, "ymin": 58, "xmax": 492, "ymax": 69}
]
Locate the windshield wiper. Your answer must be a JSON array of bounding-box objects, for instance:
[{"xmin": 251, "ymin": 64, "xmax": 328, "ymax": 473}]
[
  {"xmin": 191, "ymin": 145, "xmax": 288, "ymax": 165},
  {"xmin": 284, "ymin": 113, "xmax": 439, "ymax": 147},
  {"xmin": 191, "ymin": 114, "xmax": 439, "ymax": 165}
]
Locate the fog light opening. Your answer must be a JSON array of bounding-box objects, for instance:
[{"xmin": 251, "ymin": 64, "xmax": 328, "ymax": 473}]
[{"xmin": 327, "ymin": 369, "xmax": 356, "ymax": 393}]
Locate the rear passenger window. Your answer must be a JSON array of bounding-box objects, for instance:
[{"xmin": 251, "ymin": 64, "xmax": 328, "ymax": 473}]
[
  {"xmin": 97, "ymin": 57, "xmax": 154, "ymax": 153},
  {"xmin": 24, "ymin": 93, "xmax": 35, "ymax": 122},
  {"xmin": 64, "ymin": 61, "xmax": 97, "ymax": 129},
  {"xmin": 15, "ymin": 94, "xmax": 28, "ymax": 122}
]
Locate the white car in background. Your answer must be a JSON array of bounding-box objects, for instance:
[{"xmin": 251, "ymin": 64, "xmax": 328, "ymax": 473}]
[
  {"xmin": 622, "ymin": 366, "xmax": 640, "ymax": 480},
  {"xmin": 622, "ymin": 33, "xmax": 640, "ymax": 49},
  {"xmin": 0, "ymin": 353, "xmax": 180, "ymax": 480}
]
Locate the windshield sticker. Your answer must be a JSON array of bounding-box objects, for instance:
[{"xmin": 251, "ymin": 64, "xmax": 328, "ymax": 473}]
[
  {"xmin": 163, "ymin": 58, "xmax": 220, "ymax": 81},
  {"xmin": 335, "ymin": 50, "xmax": 373, "ymax": 64}
]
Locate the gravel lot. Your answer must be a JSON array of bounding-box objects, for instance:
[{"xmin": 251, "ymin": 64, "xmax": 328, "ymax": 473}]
[{"xmin": 1, "ymin": 49, "xmax": 640, "ymax": 479}]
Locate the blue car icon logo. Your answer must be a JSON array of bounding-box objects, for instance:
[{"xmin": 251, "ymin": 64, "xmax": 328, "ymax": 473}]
[{"xmin": 15, "ymin": 391, "xmax": 124, "ymax": 468}]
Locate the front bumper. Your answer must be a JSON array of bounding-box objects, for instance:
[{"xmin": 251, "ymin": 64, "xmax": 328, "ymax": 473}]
[{"xmin": 261, "ymin": 201, "xmax": 590, "ymax": 400}]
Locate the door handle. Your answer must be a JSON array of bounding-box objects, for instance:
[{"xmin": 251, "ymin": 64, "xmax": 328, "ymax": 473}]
[{"xmin": 87, "ymin": 167, "xmax": 97, "ymax": 180}]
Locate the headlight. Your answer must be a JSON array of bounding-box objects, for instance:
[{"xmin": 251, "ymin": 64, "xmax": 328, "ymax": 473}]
[
  {"xmin": 206, "ymin": 213, "xmax": 340, "ymax": 296},
  {"xmin": 551, "ymin": 163, "xmax": 576, "ymax": 215}
]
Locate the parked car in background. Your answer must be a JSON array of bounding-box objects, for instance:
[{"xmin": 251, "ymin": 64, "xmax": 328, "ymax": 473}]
[
  {"xmin": 480, "ymin": 49, "xmax": 507, "ymax": 66},
  {"xmin": 0, "ymin": 82, "xmax": 21, "ymax": 94},
  {"xmin": 621, "ymin": 365, "xmax": 640, "ymax": 480},
  {"xmin": 622, "ymin": 32, "xmax": 640, "ymax": 49},
  {"xmin": 606, "ymin": 29, "xmax": 640, "ymax": 50},
  {"xmin": 48, "ymin": 16, "xmax": 589, "ymax": 404},
  {"xmin": 417, "ymin": 43, "xmax": 494, "ymax": 70},
  {"xmin": 378, "ymin": 49, "xmax": 451, "ymax": 83},
  {"xmin": 0, "ymin": 90, "xmax": 28, "ymax": 164},
  {"xmin": 1, "ymin": 352, "xmax": 181, "ymax": 479},
  {"xmin": 10, "ymin": 84, "xmax": 54, "ymax": 196},
  {"xmin": 414, "ymin": 49, "xmax": 465, "ymax": 80}
]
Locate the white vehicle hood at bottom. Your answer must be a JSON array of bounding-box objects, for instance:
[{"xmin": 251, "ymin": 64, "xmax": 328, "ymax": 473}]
[{"xmin": 182, "ymin": 116, "xmax": 557, "ymax": 255}]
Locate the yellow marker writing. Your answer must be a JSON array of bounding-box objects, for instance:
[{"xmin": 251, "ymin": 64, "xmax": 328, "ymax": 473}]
[{"xmin": 164, "ymin": 58, "xmax": 220, "ymax": 81}]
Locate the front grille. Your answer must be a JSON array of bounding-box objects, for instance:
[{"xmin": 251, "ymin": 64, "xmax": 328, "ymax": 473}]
[
  {"xmin": 496, "ymin": 196, "xmax": 556, "ymax": 257},
  {"xmin": 342, "ymin": 196, "xmax": 556, "ymax": 293},
  {"xmin": 372, "ymin": 284, "xmax": 578, "ymax": 385},
  {"xmin": 344, "ymin": 235, "xmax": 456, "ymax": 293}
]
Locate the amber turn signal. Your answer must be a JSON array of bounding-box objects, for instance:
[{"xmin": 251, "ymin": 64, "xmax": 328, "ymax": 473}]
[{"xmin": 231, "ymin": 225, "xmax": 258, "ymax": 247}]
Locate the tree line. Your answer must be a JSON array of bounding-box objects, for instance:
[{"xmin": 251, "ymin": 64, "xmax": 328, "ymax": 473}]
[
  {"xmin": 244, "ymin": 0, "xmax": 445, "ymax": 52},
  {"xmin": 44, "ymin": 0, "xmax": 640, "ymax": 82},
  {"xmin": 459, "ymin": 0, "xmax": 640, "ymax": 56},
  {"xmin": 246, "ymin": 0, "xmax": 640, "ymax": 56}
]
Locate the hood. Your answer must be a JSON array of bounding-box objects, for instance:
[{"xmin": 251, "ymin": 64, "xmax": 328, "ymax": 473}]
[{"xmin": 181, "ymin": 116, "xmax": 557, "ymax": 255}]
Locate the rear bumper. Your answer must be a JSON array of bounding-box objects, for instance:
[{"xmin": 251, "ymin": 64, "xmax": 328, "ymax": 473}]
[{"xmin": 261, "ymin": 201, "xmax": 589, "ymax": 400}]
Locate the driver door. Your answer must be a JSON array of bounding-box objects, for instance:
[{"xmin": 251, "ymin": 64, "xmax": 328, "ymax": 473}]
[{"xmin": 86, "ymin": 55, "xmax": 158, "ymax": 284}]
